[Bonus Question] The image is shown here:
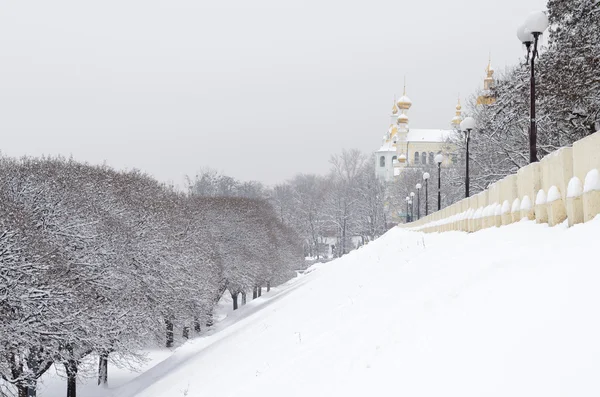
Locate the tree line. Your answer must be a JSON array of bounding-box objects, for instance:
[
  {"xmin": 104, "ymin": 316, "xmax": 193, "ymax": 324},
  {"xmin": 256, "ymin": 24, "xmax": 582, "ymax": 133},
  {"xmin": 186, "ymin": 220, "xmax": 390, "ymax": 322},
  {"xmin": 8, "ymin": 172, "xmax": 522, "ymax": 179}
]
[
  {"xmin": 187, "ymin": 149, "xmax": 391, "ymax": 260},
  {"xmin": 0, "ymin": 156, "xmax": 302, "ymax": 397}
]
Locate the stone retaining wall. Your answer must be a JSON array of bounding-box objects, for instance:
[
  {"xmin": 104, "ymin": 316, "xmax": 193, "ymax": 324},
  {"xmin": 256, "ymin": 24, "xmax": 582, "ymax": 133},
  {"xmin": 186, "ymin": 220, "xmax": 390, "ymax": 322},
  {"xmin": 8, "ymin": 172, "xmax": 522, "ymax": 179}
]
[{"xmin": 402, "ymin": 130, "xmax": 600, "ymax": 233}]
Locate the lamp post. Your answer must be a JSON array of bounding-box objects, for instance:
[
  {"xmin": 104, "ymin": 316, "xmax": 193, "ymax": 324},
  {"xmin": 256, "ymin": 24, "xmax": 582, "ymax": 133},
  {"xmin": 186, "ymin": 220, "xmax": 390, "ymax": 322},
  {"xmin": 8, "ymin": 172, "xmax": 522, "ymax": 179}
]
[
  {"xmin": 410, "ymin": 192, "xmax": 415, "ymax": 221},
  {"xmin": 435, "ymin": 154, "xmax": 444, "ymax": 211},
  {"xmin": 460, "ymin": 117, "xmax": 476, "ymax": 198},
  {"xmin": 405, "ymin": 196, "xmax": 410, "ymax": 223},
  {"xmin": 416, "ymin": 183, "xmax": 422, "ymax": 220},
  {"xmin": 517, "ymin": 11, "xmax": 549, "ymax": 164},
  {"xmin": 423, "ymin": 172, "xmax": 430, "ymax": 216}
]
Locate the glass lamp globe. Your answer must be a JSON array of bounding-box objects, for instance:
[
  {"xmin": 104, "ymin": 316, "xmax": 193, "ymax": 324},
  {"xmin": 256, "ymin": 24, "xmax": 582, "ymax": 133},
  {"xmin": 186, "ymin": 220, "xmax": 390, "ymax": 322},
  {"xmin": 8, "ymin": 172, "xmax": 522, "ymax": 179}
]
[
  {"xmin": 525, "ymin": 11, "xmax": 549, "ymax": 34},
  {"xmin": 435, "ymin": 154, "xmax": 444, "ymax": 164},
  {"xmin": 423, "ymin": 172, "xmax": 430, "ymax": 180},
  {"xmin": 416, "ymin": 183, "xmax": 422, "ymax": 189},
  {"xmin": 517, "ymin": 24, "xmax": 534, "ymax": 43},
  {"xmin": 410, "ymin": 192, "xmax": 415, "ymax": 197},
  {"xmin": 460, "ymin": 117, "xmax": 476, "ymax": 131}
]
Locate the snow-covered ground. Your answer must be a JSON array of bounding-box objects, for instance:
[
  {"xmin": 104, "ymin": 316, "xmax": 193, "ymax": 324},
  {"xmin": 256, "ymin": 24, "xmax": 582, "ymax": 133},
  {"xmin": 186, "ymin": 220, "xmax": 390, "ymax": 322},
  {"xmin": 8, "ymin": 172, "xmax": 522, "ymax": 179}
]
[{"xmin": 42, "ymin": 218, "xmax": 600, "ymax": 396}]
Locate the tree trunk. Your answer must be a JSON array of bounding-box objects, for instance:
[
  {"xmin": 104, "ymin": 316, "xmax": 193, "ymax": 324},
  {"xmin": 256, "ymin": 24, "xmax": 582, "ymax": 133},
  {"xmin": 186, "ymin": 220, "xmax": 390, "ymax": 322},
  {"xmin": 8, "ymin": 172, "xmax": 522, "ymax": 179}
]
[
  {"xmin": 17, "ymin": 385, "xmax": 27, "ymax": 397},
  {"xmin": 267, "ymin": 281, "xmax": 271, "ymax": 292},
  {"xmin": 252, "ymin": 287, "xmax": 257, "ymax": 299},
  {"xmin": 65, "ymin": 360, "xmax": 78, "ymax": 397},
  {"xmin": 165, "ymin": 318, "xmax": 174, "ymax": 348},
  {"xmin": 257, "ymin": 286, "xmax": 262, "ymax": 297},
  {"xmin": 232, "ymin": 293, "xmax": 238, "ymax": 310},
  {"xmin": 27, "ymin": 386, "xmax": 36, "ymax": 397},
  {"xmin": 97, "ymin": 352, "xmax": 109, "ymax": 387},
  {"xmin": 241, "ymin": 292, "xmax": 247, "ymax": 305},
  {"xmin": 193, "ymin": 317, "xmax": 201, "ymax": 333},
  {"xmin": 342, "ymin": 219, "xmax": 347, "ymax": 256},
  {"xmin": 25, "ymin": 373, "xmax": 37, "ymax": 396},
  {"xmin": 206, "ymin": 314, "xmax": 213, "ymax": 328},
  {"xmin": 182, "ymin": 326, "xmax": 190, "ymax": 340}
]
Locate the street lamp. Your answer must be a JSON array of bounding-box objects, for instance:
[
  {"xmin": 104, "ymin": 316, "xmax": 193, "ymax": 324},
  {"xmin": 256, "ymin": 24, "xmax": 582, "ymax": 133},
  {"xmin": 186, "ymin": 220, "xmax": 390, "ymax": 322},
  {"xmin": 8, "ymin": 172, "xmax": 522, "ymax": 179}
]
[
  {"xmin": 460, "ymin": 116, "xmax": 476, "ymax": 198},
  {"xmin": 410, "ymin": 192, "xmax": 415, "ymax": 222},
  {"xmin": 423, "ymin": 172, "xmax": 430, "ymax": 216},
  {"xmin": 435, "ymin": 154, "xmax": 444, "ymax": 211},
  {"xmin": 518, "ymin": 11, "xmax": 549, "ymax": 164},
  {"xmin": 416, "ymin": 183, "xmax": 422, "ymax": 220},
  {"xmin": 405, "ymin": 196, "xmax": 410, "ymax": 223}
]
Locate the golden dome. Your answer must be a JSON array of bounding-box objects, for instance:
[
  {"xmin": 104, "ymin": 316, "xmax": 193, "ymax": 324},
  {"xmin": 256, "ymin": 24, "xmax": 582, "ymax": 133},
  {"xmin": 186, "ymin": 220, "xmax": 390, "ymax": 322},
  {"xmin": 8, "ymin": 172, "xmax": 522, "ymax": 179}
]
[
  {"xmin": 397, "ymin": 96, "xmax": 412, "ymax": 110},
  {"xmin": 397, "ymin": 77, "xmax": 412, "ymax": 110},
  {"xmin": 397, "ymin": 113, "xmax": 409, "ymax": 124},
  {"xmin": 390, "ymin": 125, "xmax": 398, "ymax": 135},
  {"xmin": 479, "ymin": 56, "xmax": 496, "ymax": 104},
  {"xmin": 451, "ymin": 96, "xmax": 462, "ymax": 126},
  {"xmin": 392, "ymin": 99, "xmax": 399, "ymax": 115}
]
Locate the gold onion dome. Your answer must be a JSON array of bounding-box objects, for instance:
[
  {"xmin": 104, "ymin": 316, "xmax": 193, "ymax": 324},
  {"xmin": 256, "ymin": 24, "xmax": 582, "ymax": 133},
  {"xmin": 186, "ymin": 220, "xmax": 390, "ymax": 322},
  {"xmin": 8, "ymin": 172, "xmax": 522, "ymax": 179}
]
[
  {"xmin": 392, "ymin": 99, "xmax": 399, "ymax": 115},
  {"xmin": 397, "ymin": 95, "xmax": 412, "ymax": 110},
  {"xmin": 452, "ymin": 97, "xmax": 462, "ymax": 126},
  {"xmin": 397, "ymin": 77, "xmax": 412, "ymax": 110},
  {"xmin": 397, "ymin": 113, "xmax": 409, "ymax": 124}
]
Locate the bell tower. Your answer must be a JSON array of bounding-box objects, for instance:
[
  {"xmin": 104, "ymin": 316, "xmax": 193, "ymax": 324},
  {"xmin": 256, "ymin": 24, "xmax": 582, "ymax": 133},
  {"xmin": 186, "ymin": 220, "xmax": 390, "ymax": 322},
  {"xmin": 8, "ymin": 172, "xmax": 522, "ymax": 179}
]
[
  {"xmin": 395, "ymin": 77, "xmax": 412, "ymax": 165},
  {"xmin": 477, "ymin": 55, "xmax": 496, "ymax": 105},
  {"xmin": 451, "ymin": 96, "xmax": 462, "ymax": 128}
]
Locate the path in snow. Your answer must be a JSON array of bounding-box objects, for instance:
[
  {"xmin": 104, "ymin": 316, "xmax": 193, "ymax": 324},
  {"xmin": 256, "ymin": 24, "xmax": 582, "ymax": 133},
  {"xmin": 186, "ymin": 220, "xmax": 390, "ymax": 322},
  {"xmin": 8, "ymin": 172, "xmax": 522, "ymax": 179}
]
[{"xmin": 36, "ymin": 267, "xmax": 312, "ymax": 397}]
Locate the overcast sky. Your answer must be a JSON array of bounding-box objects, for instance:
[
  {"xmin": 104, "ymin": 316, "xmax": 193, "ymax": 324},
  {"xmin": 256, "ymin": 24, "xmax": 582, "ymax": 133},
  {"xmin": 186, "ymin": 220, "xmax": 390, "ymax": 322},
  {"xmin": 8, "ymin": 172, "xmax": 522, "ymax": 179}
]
[{"xmin": 0, "ymin": 0, "xmax": 547, "ymax": 186}]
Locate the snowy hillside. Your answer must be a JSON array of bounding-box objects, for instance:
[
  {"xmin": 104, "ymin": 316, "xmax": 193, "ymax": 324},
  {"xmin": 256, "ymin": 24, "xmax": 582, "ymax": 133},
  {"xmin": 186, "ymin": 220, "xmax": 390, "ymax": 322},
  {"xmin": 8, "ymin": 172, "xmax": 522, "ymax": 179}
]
[{"xmin": 54, "ymin": 218, "xmax": 600, "ymax": 396}]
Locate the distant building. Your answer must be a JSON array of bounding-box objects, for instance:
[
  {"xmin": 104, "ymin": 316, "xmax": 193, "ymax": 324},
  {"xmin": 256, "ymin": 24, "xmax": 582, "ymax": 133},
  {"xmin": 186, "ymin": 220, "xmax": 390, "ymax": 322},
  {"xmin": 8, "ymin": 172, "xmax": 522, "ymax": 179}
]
[
  {"xmin": 375, "ymin": 82, "xmax": 455, "ymax": 183},
  {"xmin": 476, "ymin": 57, "xmax": 496, "ymax": 106},
  {"xmin": 375, "ymin": 59, "xmax": 495, "ymax": 183}
]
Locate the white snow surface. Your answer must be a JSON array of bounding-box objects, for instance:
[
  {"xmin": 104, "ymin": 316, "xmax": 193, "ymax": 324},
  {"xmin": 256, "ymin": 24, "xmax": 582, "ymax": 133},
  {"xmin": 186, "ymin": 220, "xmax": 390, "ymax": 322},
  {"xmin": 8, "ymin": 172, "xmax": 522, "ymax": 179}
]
[
  {"xmin": 511, "ymin": 198, "xmax": 521, "ymax": 213},
  {"xmin": 501, "ymin": 200, "xmax": 511, "ymax": 214},
  {"xmin": 567, "ymin": 177, "xmax": 583, "ymax": 198},
  {"xmin": 584, "ymin": 169, "xmax": 600, "ymax": 193},
  {"xmin": 406, "ymin": 129, "xmax": 454, "ymax": 143},
  {"xmin": 41, "ymin": 218, "xmax": 600, "ymax": 397},
  {"xmin": 547, "ymin": 185, "xmax": 561, "ymax": 202},
  {"xmin": 520, "ymin": 195, "xmax": 532, "ymax": 211},
  {"xmin": 536, "ymin": 189, "xmax": 547, "ymax": 205},
  {"xmin": 494, "ymin": 203, "xmax": 502, "ymax": 216}
]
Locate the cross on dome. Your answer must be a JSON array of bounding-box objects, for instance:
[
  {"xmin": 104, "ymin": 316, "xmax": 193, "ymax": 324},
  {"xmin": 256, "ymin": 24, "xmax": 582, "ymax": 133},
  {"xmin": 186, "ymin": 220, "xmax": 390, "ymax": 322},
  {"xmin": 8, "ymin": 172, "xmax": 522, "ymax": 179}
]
[{"xmin": 397, "ymin": 77, "xmax": 412, "ymax": 110}]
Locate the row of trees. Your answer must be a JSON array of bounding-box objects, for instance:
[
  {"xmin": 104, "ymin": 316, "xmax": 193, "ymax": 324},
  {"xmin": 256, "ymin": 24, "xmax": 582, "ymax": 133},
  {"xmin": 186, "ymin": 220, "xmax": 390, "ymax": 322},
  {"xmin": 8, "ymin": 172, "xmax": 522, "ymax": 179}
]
[
  {"xmin": 448, "ymin": 0, "xmax": 599, "ymax": 198},
  {"xmin": 188, "ymin": 149, "xmax": 391, "ymax": 260},
  {"xmin": 0, "ymin": 156, "xmax": 302, "ymax": 397}
]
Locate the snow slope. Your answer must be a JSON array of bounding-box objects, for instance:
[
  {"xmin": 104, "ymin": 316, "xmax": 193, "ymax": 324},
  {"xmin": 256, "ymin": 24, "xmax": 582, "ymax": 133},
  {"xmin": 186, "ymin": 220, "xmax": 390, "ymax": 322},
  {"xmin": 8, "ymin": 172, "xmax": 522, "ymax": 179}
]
[{"xmin": 112, "ymin": 219, "xmax": 600, "ymax": 396}]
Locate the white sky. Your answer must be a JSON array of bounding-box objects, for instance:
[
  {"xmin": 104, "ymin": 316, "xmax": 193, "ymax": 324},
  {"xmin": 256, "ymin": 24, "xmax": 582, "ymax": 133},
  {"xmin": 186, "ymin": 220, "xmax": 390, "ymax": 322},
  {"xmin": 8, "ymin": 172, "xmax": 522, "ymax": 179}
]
[{"xmin": 0, "ymin": 0, "xmax": 547, "ymax": 186}]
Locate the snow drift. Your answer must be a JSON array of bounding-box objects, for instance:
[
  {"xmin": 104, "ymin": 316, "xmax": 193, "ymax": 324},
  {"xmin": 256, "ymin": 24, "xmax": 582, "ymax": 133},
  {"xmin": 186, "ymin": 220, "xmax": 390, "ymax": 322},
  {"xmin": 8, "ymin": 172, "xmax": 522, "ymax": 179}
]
[{"xmin": 108, "ymin": 218, "xmax": 600, "ymax": 396}]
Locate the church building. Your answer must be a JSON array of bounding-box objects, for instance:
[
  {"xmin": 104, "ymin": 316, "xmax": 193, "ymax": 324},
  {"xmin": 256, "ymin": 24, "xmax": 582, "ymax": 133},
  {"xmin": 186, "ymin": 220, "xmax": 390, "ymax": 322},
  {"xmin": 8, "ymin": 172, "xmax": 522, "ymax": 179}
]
[
  {"xmin": 375, "ymin": 60, "xmax": 494, "ymax": 183},
  {"xmin": 375, "ymin": 84, "xmax": 457, "ymax": 182}
]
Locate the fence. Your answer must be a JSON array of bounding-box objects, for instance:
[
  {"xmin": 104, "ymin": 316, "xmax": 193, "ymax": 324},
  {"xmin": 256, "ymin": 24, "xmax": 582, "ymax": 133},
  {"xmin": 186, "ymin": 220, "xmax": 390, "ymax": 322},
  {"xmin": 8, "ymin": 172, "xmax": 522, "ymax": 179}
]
[{"xmin": 401, "ymin": 130, "xmax": 600, "ymax": 233}]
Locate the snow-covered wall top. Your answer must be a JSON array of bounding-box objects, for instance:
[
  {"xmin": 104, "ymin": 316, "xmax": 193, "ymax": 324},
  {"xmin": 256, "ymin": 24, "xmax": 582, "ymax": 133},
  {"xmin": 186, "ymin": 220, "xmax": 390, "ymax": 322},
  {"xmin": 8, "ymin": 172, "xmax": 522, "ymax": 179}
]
[{"xmin": 401, "ymin": 129, "xmax": 600, "ymax": 233}]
